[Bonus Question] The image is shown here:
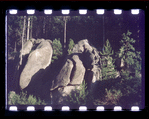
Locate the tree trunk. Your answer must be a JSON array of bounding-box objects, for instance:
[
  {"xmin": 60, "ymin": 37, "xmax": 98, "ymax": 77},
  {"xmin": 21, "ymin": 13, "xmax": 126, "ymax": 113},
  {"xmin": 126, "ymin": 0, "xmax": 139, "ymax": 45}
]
[
  {"xmin": 64, "ymin": 16, "xmax": 67, "ymax": 49},
  {"xmin": 30, "ymin": 17, "xmax": 33, "ymax": 39},
  {"xmin": 43, "ymin": 17, "xmax": 46, "ymax": 36},
  {"xmin": 27, "ymin": 17, "xmax": 30, "ymax": 41},
  {"xmin": 19, "ymin": 16, "xmax": 26, "ymax": 66},
  {"xmin": 103, "ymin": 15, "xmax": 105, "ymax": 49},
  {"xmin": 14, "ymin": 41, "xmax": 17, "ymax": 52}
]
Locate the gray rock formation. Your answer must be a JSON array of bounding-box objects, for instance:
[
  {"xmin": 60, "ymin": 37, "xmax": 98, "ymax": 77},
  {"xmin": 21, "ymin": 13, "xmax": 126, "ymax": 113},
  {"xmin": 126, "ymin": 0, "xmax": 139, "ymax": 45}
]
[
  {"xmin": 72, "ymin": 39, "xmax": 100, "ymax": 69},
  {"xmin": 19, "ymin": 40, "xmax": 53, "ymax": 89},
  {"xmin": 69, "ymin": 55, "xmax": 86, "ymax": 85},
  {"xmin": 13, "ymin": 39, "xmax": 35, "ymax": 92},
  {"xmin": 50, "ymin": 59, "xmax": 74, "ymax": 91},
  {"xmin": 50, "ymin": 39, "xmax": 102, "ymax": 104},
  {"xmin": 12, "ymin": 38, "xmax": 102, "ymax": 104},
  {"xmin": 72, "ymin": 39, "xmax": 101, "ymax": 84},
  {"xmin": 20, "ymin": 39, "xmax": 34, "ymax": 56}
]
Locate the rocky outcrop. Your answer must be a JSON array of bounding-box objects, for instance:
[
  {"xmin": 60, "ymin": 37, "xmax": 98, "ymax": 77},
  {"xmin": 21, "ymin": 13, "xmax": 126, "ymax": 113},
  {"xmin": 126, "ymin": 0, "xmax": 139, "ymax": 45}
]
[
  {"xmin": 51, "ymin": 39, "xmax": 102, "ymax": 104},
  {"xmin": 72, "ymin": 39, "xmax": 101, "ymax": 87},
  {"xmin": 13, "ymin": 39, "xmax": 35, "ymax": 92},
  {"xmin": 11, "ymin": 38, "xmax": 102, "ymax": 104},
  {"xmin": 20, "ymin": 40, "xmax": 53, "ymax": 89},
  {"xmin": 50, "ymin": 54, "xmax": 86, "ymax": 104},
  {"xmin": 50, "ymin": 59, "xmax": 74, "ymax": 91},
  {"xmin": 69, "ymin": 55, "xmax": 86, "ymax": 85},
  {"xmin": 20, "ymin": 39, "xmax": 34, "ymax": 56}
]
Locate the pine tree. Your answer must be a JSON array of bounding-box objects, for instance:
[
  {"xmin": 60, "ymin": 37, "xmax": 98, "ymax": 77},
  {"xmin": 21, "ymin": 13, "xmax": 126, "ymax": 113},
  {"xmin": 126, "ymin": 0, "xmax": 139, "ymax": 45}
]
[
  {"xmin": 100, "ymin": 39, "xmax": 116, "ymax": 80},
  {"xmin": 118, "ymin": 30, "xmax": 142, "ymax": 79},
  {"xmin": 100, "ymin": 39, "xmax": 114, "ymax": 56}
]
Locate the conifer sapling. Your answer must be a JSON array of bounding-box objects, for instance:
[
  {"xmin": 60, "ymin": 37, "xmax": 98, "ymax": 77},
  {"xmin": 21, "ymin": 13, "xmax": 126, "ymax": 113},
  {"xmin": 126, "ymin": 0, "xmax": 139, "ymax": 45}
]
[{"xmin": 100, "ymin": 39, "xmax": 116, "ymax": 80}]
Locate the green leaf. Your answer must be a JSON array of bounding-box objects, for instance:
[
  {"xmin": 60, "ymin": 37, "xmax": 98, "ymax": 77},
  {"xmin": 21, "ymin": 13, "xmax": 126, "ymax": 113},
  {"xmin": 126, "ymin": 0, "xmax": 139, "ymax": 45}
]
[{"xmin": 126, "ymin": 30, "xmax": 132, "ymax": 36}]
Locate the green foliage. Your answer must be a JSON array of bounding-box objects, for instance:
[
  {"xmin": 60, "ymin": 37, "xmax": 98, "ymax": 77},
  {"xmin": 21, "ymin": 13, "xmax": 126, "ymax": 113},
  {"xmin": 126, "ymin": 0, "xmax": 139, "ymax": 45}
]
[
  {"xmin": 68, "ymin": 38, "xmax": 75, "ymax": 55},
  {"xmin": 100, "ymin": 39, "xmax": 116, "ymax": 80},
  {"xmin": 94, "ymin": 88, "xmax": 122, "ymax": 105},
  {"xmin": 120, "ymin": 69, "xmax": 131, "ymax": 80},
  {"xmin": 52, "ymin": 38, "xmax": 63, "ymax": 63},
  {"xmin": 118, "ymin": 30, "xmax": 141, "ymax": 68},
  {"xmin": 8, "ymin": 91, "xmax": 46, "ymax": 105},
  {"xmin": 115, "ymin": 33, "xmax": 142, "ymax": 105},
  {"xmin": 118, "ymin": 30, "xmax": 142, "ymax": 80},
  {"xmin": 100, "ymin": 39, "xmax": 114, "ymax": 56},
  {"xmin": 104, "ymin": 88, "xmax": 122, "ymax": 105},
  {"xmin": 100, "ymin": 56, "xmax": 117, "ymax": 80},
  {"xmin": 66, "ymin": 80, "xmax": 89, "ymax": 105},
  {"xmin": 115, "ymin": 75, "xmax": 142, "ymax": 106}
]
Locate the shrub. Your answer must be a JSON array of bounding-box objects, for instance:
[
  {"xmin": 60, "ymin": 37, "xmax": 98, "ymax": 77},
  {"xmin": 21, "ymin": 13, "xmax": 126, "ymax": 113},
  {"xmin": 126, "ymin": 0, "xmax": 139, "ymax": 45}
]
[
  {"xmin": 8, "ymin": 91, "xmax": 46, "ymax": 105},
  {"xmin": 52, "ymin": 38, "xmax": 63, "ymax": 63},
  {"xmin": 67, "ymin": 38, "xmax": 75, "ymax": 55},
  {"xmin": 65, "ymin": 80, "xmax": 89, "ymax": 105},
  {"xmin": 104, "ymin": 88, "xmax": 122, "ymax": 105},
  {"xmin": 93, "ymin": 88, "xmax": 122, "ymax": 105}
]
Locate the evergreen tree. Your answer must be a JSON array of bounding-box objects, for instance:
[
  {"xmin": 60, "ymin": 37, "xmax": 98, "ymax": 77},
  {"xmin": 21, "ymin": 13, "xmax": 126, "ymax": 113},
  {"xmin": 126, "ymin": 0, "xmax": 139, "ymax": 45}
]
[
  {"xmin": 115, "ymin": 31, "xmax": 142, "ymax": 105},
  {"xmin": 100, "ymin": 39, "xmax": 114, "ymax": 56},
  {"xmin": 118, "ymin": 30, "xmax": 141, "ymax": 77},
  {"xmin": 100, "ymin": 39, "xmax": 116, "ymax": 80}
]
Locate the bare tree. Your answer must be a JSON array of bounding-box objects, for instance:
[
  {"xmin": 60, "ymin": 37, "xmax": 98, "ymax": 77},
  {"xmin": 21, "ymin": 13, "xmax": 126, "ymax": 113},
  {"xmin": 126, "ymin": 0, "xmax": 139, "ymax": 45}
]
[
  {"xmin": 27, "ymin": 17, "xmax": 30, "ymax": 41},
  {"xmin": 62, "ymin": 16, "xmax": 71, "ymax": 52},
  {"xmin": 63, "ymin": 16, "xmax": 67, "ymax": 49},
  {"xmin": 43, "ymin": 17, "xmax": 46, "ymax": 35},
  {"xmin": 19, "ymin": 16, "xmax": 26, "ymax": 66},
  {"xmin": 14, "ymin": 41, "xmax": 17, "ymax": 52},
  {"xmin": 30, "ymin": 17, "xmax": 33, "ymax": 39}
]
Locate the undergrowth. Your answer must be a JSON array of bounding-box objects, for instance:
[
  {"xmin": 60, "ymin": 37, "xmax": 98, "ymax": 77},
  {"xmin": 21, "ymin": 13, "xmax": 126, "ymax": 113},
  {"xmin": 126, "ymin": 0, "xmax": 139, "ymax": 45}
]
[{"xmin": 8, "ymin": 91, "xmax": 46, "ymax": 105}]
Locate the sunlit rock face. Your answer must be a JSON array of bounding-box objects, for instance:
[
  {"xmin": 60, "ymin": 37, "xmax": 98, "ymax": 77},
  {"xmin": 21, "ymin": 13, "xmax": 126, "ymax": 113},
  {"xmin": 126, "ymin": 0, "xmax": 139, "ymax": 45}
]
[
  {"xmin": 19, "ymin": 40, "xmax": 53, "ymax": 90},
  {"xmin": 51, "ymin": 39, "xmax": 102, "ymax": 104}
]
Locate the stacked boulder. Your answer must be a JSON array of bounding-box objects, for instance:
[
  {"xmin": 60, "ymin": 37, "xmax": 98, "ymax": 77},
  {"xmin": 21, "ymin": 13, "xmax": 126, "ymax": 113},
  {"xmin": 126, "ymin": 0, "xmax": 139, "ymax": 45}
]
[
  {"xmin": 12, "ymin": 39, "xmax": 102, "ymax": 104},
  {"xmin": 50, "ymin": 39, "xmax": 102, "ymax": 104}
]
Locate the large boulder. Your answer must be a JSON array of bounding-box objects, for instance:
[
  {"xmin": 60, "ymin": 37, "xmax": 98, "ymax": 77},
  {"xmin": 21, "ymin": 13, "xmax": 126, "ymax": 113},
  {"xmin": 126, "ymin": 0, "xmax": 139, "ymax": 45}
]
[
  {"xmin": 50, "ymin": 54, "xmax": 86, "ymax": 104},
  {"xmin": 50, "ymin": 59, "xmax": 74, "ymax": 91},
  {"xmin": 12, "ymin": 39, "xmax": 35, "ymax": 92},
  {"xmin": 19, "ymin": 40, "xmax": 53, "ymax": 89},
  {"xmin": 51, "ymin": 85, "xmax": 80, "ymax": 104},
  {"xmin": 72, "ymin": 39, "xmax": 92, "ymax": 53},
  {"xmin": 72, "ymin": 39, "xmax": 101, "ymax": 84},
  {"xmin": 72, "ymin": 39, "xmax": 100, "ymax": 69},
  {"xmin": 20, "ymin": 39, "xmax": 34, "ymax": 56},
  {"xmin": 69, "ymin": 55, "xmax": 86, "ymax": 85}
]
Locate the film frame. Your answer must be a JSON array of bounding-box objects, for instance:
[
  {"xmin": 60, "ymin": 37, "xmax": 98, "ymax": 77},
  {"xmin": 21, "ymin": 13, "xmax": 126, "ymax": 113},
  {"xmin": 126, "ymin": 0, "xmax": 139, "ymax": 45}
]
[{"xmin": 4, "ymin": 2, "xmax": 146, "ymax": 115}]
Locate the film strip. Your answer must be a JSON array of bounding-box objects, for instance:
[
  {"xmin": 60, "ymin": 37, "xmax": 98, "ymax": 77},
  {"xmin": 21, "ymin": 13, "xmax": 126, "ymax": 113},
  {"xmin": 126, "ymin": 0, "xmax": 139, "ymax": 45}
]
[
  {"xmin": 5, "ymin": 9, "xmax": 145, "ymax": 112},
  {"xmin": 8, "ymin": 105, "xmax": 141, "ymax": 111},
  {"xmin": 8, "ymin": 9, "xmax": 140, "ymax": 15}
]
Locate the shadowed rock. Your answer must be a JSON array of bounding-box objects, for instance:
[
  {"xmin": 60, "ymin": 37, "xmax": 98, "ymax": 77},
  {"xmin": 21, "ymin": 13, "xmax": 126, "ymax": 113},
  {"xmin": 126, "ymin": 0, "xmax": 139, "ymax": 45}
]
[
  {"xmin": 51, "ymin": 39, "xmax": 102, "ymax": 104},
  {"xmin": 69, "ymin": 55, "xmax": 86, "ymax": 85},
  {"xmin": 19, "ymin": 40, "xmax": 53, "ymax": 89},
  {"xmin": 50, "ymin": 59, "xmax": 74, "ymax": 91}
]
